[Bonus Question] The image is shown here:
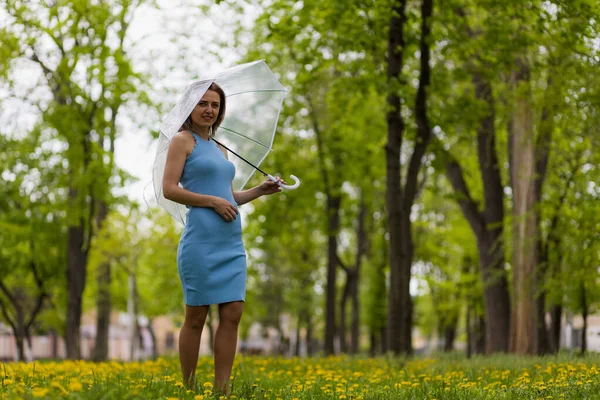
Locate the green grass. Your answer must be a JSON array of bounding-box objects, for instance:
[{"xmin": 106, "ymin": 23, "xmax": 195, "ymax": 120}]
[{"xmin": 1, "ymin": 352, "xmax": 600, "ymax": 399}]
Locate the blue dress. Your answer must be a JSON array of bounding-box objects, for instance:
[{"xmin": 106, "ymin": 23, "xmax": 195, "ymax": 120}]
[{"xmin": 177, "ymin": 131, "xmax": 247, "ymax": 306}]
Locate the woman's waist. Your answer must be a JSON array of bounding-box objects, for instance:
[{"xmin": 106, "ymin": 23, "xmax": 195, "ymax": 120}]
[
  {"xmin": 182, "ymin": 188, "xmax": 236, "ymax": 206},
  {"xmin": 182, "ymin": 207, "xmax": 243, "ymax": 239}
]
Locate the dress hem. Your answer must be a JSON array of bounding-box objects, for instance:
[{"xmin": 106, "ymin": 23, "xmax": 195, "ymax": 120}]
[{"xmin": 184, "ymin": 298, "xmax": 245, "ymax": 307}]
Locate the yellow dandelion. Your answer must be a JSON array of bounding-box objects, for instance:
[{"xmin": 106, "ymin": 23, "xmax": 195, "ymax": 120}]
[
  {"xmin": 31, "ymin": 388, "xmax": 50, "ymax": 398},
  {"xmin": 68, "ymin": 380, "xmax": 83, "ymax": 392},
  {"xmin": 51, "ymin": 381, "xmax": 69, "ymax": 396}
]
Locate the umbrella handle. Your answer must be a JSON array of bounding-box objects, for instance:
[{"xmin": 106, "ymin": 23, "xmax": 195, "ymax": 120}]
[{"xmin": 268, "ymin": 174, "xmax": 301, "ymax": 190}]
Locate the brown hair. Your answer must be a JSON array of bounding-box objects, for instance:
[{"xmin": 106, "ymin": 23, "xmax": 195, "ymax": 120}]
[{"xmin": 179, "ymin": 82, "xmax": 226, "ymax": 137}]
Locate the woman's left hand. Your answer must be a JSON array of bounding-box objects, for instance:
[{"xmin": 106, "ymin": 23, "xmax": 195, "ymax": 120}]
[{"xmin": 258, "ymin": 177, "xmax": 286, "ymax": 195}]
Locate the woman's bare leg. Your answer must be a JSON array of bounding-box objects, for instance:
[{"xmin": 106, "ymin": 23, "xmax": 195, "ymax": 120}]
[
  {"xmin": 214, "ymin": 301, "xmax": 244, "ymax": 393},
  {"xmin": 179, "ymin": 305, "xmax": 209, "ymax": 388}
]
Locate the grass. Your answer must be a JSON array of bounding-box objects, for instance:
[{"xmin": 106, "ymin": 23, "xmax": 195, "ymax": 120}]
[{"xmin": 1, "ymin": 352, "xmax": 600, "ymax": 399}]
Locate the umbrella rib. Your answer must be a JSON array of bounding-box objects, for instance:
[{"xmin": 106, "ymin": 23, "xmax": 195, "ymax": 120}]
[
  {"xmin": 226, "ymin": 89, "xmax": 285, "ymax": 97},
  {"xmin": 219, "ymin": 126, "xmax": 273, "ymax": 151}
]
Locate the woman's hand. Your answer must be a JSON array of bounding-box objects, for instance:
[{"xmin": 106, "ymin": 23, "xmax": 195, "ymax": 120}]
[
  {"xmin": 211, "ymin": 197, "xmax": 239, "ymax": 222},
  {"xmin": 258, "ymin": 177, "xmax": 286, "ymax": 196}
]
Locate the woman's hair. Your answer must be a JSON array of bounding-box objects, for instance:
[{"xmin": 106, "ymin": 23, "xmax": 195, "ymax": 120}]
[{"xmin": 179, "ymin": 82, "xmax": 226, "ymax": 137}]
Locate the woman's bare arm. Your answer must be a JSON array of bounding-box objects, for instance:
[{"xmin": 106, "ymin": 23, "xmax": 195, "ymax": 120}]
[
  {"xmin": 162, "ymin": 133, "xmax": 217, "ymax": 207},
  {"xmin": 215, "ymin": 145, "xmax": 283, "ymax": 205}
]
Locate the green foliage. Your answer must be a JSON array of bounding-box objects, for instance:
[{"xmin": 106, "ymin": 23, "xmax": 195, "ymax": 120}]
[
  {"xmin": 86, "ymin": 207, "xmax": 184, "ymax": 318},
  {"xmin": 0, "ymin": 130, "xmax": 67, "ymax": 335}
]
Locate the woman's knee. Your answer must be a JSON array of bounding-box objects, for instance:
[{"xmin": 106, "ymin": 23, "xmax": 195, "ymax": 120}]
[
  {"xmin": 184, "ymin": 305, "xmax": 208, "ymax": 330},
  {"xmin": 219, "ymin": 302, "xmax": 244, "ymax": 326}
]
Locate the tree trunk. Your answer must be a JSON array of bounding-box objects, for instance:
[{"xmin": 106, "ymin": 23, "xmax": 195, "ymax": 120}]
[
  {"xmin": 535, "ymin": 294, "xmax": 548, "ymax": 354},
  {"xmin": 325, "ymin": 195, "xmax": 341, "ymax": 355},
  {"xmin": 93, "ymin": 202, "xmax": 111, "ymax": 362},
  {"xmin": 479, "ymin": 233, "xmax": 511, "ymax": 353},
  {"xmin": 385, "ymin": 0, "xmax": 408, "ymax": 355},
  {"xmin": 388, "ymin": 0, "xmax": 433, "ymax": 355},
  {"xmin": 50, "ymin": 329, "xmax": 59, "ymax": 359},
  {"xmin": 443, "ymin": 318, "xmax": 458, "ymax": 352},
  {"xmin": 580, "ymin": 282, "xmax": 587, "ymax": 355},
  {"xmin": 509, "ymin": 58, "xmax": 538, "ymax": 355},
  {"xmin": 14, "ymin": 329, "xmax": 25, "ymax": 362},
  {"xmin": 147, "ymin": 318, "xmax": 158, "ymax": 360},
  {"xmin": 387, "ymin": 0, "xmax": 435, "ymax": 357},
  {"xmin": 350, "ymin": 273, "xmax": 360, "ymax": 354},
  {"xmin": 92, "ymin": 262, "xmax": 111, "ymax": 361},
  {"xmin": 66, "ymin": 210, "xmax": 88, "ymax": 359},
  {"xmin": 306, "ymin": 316, "xmax": 313, "ymax": 356},
  {"xmin": 441, "ymin": 8, "xmax": 512, "ymax": 355},
  {"xmin": 309, "ymin": 86, "xmax": 343, "ymax": 357},
  {"xmin": 128, "ymin": 274, "xmax": 137, "ymax": 361},
  {"xmin": 444, "ymin": 70, "xmax": 511, "ymax": 353},
  {"xmin": 532, "ymin": 75, "xmax": 555, "ymax": 355},
  {"xmin": 295, "ymin": 315, "xmax": 301, "ymax": 357},
  {"xmin": 466, "ymin": 305, "xmax": 472, "ymax": 358},
  {"xmin": 466, "ymin": 303, "xmax": 487, "ymax": 357},
  {"xmin": 380, "ymin": 326, "xmax": 388, "ymax": 354},
  {"xmin": 370, "ymin": 332, "xmax": 377, "ymax": 357},
  {"xmin": 473, "ymin": 313, "xmax": 487, "ymax": 355},
  {"xmin": 339, "ymin": 276, "xmax": 349, "ymax": 353},
  {"xmin": 548, "ymin": 305, "xmax": 562, "ymax": 353}
]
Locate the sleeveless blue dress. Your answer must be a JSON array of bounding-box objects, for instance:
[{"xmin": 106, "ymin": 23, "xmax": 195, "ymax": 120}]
[{"xmin": 177, "ymin": 131, "xmax": 247, "ymax": 306}]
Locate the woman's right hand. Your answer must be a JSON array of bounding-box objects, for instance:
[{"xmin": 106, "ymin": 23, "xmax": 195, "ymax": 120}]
[{"xmin": 211, "ymin": 197, "xmax": 239, "ymax": 222}]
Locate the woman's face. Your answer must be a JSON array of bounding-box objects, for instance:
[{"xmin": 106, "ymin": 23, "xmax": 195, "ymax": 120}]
[{"xmin": 190, "ymin": 90, "xmax": 221, "ymax": 129}]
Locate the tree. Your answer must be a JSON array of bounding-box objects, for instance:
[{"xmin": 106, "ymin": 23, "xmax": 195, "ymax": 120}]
[
  {"xmin": 505, "ymin": 0, "xmax": 600, "ymax": 355},
  {"xmin": 245, "ymin": 0, "xmax": 389, "ymax": 355},
  {"xmin": 0, "ymin": 133, "xmax": 66, "ymax": 360},
  {"xmin": 386, "ymin": 0, "xmax": 434, "ymax": 355},
  {"xmin": 1, "ymin": 0, "xmax": 146, "ymax": 358}
]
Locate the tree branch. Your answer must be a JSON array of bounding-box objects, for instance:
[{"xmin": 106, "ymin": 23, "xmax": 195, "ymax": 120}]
[
  {"xmin": 405, "ymin": 0, "xmax": 433, "ymax": 209},
  {"xmin": 0, "ymin": 294, "xmax": 17, "ymax": 333},
  {"xmin": 0, "ymin": 281, "xmax": 18, "ymax": 312},
  {"xmin": 336, "ymin": 252, "xmax": 349, "ymax": 273},
  {"xmin": 435, "ymin": 140, "xmax": 485, "ymax": 237},
  {"xmin": 25, "ymin": 292, "xmax": 47, "ymax": 333}
]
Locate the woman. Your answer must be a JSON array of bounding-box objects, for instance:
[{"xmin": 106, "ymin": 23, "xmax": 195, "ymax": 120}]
[{"xmin": 162, "ymin": 82, "xmax": 282, "ymax": 392}]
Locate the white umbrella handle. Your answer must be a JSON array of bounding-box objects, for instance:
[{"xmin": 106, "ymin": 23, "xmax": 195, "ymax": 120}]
[{"xmin": 268, "ymin": 174, "xmax": 301, "ymax": 190}]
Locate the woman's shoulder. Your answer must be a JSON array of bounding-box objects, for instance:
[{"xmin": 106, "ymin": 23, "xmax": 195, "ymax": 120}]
[
  {"xmin": 170, "ymin": 131, "xmax": 196, "ymax": 152},
  {"xmin": 171, "ymin": 130, "xmax": 196, "ymax": 145}
]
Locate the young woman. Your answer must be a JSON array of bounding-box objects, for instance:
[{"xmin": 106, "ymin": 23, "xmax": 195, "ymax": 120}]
[{"xmin": 162, "ymin": 82, "xmax": 282, "ymax": 392}]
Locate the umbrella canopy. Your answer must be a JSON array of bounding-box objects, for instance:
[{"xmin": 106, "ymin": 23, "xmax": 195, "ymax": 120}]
[{"xmin": 153, "ymin": 60, "xmax": 288, "ymax": 224}]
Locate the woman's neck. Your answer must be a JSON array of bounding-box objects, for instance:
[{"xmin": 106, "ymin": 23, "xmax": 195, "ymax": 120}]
[{"xmin": 190, "ymin": 124, "xmax": 210, "ymax": 139}]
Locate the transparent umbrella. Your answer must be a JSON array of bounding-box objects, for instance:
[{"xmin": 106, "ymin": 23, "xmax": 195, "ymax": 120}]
[{"xmin": 152, "ymin": 60, "xmax": 300, "ymax": 224}]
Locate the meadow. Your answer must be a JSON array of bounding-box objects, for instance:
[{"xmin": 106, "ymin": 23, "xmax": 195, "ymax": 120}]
[{"xmin": 2, "ymin": 353, "xmax": 600, "ymax": 399}]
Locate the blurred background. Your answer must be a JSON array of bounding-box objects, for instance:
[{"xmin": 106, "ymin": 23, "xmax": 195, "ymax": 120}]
[{"xmin": 0, "ymin": 0, "xmax": 599, "ymax": 362}]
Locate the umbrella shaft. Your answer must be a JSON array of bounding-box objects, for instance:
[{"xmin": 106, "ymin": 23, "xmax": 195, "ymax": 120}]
[{"xmin": 212, "ymin": 138, "xmax": 269, "ymax": 178}]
